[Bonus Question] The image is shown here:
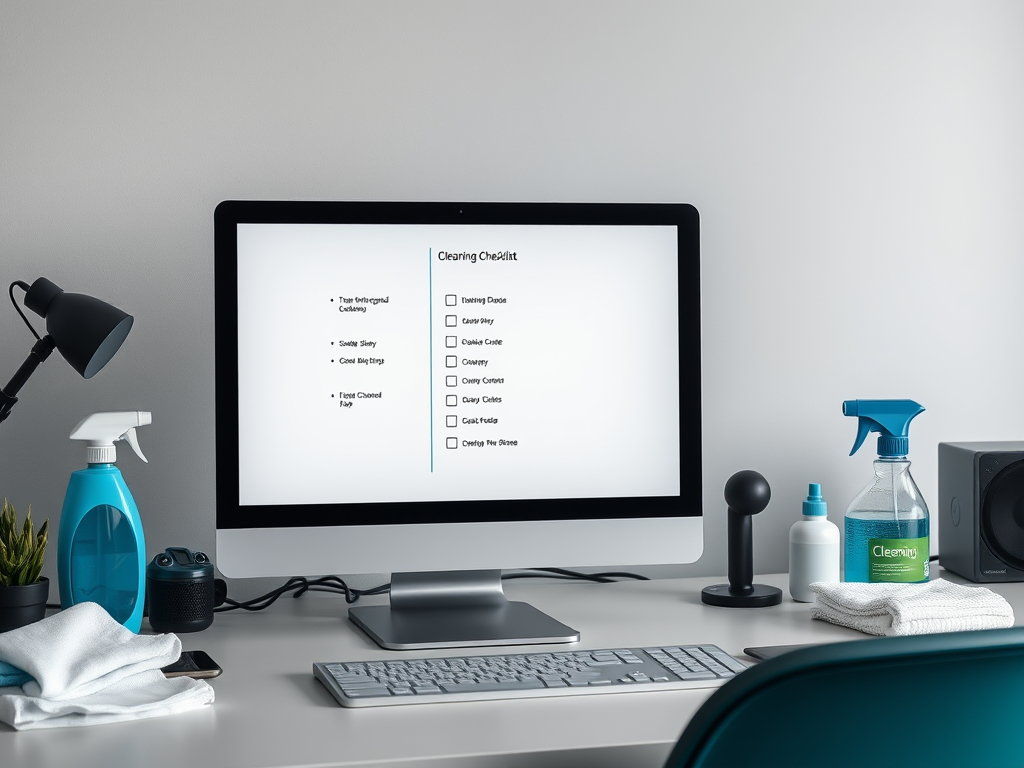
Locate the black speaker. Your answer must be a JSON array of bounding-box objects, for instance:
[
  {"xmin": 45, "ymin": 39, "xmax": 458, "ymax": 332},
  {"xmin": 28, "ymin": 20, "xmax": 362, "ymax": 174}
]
[
  {"xmin": 939, "ymin": 442, "xmax": 1024, "ymax": 582},
  {"xmin": 146, "ymin": 547, "xmax": 215, "ymax": 632}
]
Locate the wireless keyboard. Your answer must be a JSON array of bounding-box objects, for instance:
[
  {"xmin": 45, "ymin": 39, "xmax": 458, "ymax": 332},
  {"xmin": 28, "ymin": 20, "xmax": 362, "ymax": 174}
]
[{"xmin": 314, "ymin": 644, "xmax": 747, "ymax": 707}]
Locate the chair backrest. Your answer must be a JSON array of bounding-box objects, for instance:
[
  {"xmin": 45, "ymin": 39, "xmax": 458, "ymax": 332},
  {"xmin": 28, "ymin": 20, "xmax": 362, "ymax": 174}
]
[{"xmin": 666, "ymin": 626, "xmax": 1024, "ymax": 768}]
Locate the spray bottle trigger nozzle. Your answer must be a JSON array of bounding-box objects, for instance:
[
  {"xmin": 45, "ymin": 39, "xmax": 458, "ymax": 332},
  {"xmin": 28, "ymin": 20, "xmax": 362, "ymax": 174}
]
[
  {"xmin": 843, "ymin": 399, "xmax": 925, "ymax": 457},
  {"xmin": 849, "ymin": 418, "xmax": 877, "ymax": 456},
  {"xmin": 121, "ymin": 427, "xmax": 148, "ymax": 463}
]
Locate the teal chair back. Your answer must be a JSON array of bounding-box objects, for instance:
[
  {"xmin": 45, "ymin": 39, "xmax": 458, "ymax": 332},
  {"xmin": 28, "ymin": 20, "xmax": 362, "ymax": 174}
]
[{"xmin": 666, "ymin": 626, "xmax": 1024, "ymax": 768}]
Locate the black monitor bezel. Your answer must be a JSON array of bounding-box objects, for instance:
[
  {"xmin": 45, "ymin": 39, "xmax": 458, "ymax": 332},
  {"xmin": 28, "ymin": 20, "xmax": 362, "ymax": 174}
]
[{"xmin": 214, "ymin": 201, "xmax": 700, "ymax": 529}]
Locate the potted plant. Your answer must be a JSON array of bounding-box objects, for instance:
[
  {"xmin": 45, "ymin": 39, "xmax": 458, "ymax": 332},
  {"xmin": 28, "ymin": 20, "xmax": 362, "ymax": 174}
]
[{"xmin": 0, "ymin": 499, "xmax": 49, "ymax": 632}]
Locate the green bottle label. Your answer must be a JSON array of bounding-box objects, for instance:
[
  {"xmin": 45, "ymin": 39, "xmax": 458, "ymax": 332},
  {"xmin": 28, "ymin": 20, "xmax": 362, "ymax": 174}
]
[{"xmin": 868, "ymin": 537, "xmax": 929, "ymax": 582}]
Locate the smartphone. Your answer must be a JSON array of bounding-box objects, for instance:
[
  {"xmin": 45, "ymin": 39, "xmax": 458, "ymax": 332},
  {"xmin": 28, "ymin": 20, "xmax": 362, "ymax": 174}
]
[
  {"xmin": 743, "ymin": 643, "xmax": 817, "ymax": 661},
  {"xmin": 161, "ymin": 650, "xmax": 223, "ymax": 679}
]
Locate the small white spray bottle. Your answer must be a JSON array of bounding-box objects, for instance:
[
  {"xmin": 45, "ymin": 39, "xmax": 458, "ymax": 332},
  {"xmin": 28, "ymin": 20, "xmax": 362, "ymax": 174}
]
[{"xmin": 789, "ymin": 483, "xmax": 840, "ymax": 602}]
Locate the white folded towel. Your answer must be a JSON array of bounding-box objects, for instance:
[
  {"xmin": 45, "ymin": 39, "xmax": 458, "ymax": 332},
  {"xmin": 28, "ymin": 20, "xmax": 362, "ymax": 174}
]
[
  {"xmin": 810, "ymin": 579, "xmax": 1015, "ymax": 637},
  {"xmin": 0, "ymin": 602, "xmax": 214, "ymax": 729}
]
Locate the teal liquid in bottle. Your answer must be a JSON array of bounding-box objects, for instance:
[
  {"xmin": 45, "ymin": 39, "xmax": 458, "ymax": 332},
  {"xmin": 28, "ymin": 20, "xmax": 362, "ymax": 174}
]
[
  {"xmin": 844, "ymin": 458, "xmax": 929, "ymax": 583},
  {"xmin": 59, "ymin": 466, "xmax": 146, "ymax": 631}
]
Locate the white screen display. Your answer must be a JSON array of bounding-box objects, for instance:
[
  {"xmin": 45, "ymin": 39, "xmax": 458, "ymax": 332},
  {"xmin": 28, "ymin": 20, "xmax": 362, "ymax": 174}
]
[{"xmin": 236, "ymin": 223, "xmax": 681, "ymax": 507}]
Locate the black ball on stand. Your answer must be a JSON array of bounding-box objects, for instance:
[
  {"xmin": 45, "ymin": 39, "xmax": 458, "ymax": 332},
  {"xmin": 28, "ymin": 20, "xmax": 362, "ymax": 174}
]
[
  {"xmin": 724, "ymin": 469, "xmax": 771, "ymax": 516},
  {"xmin": 702, "ymin": 470, "xmax": 783, "ymax": 608}
]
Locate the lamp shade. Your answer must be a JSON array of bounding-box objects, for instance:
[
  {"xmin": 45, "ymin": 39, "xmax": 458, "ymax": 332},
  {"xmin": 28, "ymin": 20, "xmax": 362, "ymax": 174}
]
[{"xmin": 23, "ymin": 277, "xmax": 134, "ymax": 379}]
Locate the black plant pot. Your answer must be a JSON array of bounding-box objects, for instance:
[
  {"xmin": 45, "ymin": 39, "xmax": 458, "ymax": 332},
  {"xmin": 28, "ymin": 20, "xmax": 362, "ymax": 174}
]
[{"xmin": 0, "ymin": 577, "xmax": 49, "ymax": 632}]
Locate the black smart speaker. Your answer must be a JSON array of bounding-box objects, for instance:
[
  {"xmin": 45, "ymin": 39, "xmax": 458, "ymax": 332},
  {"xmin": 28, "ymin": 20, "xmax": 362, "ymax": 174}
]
[
  {"xmin": 147, "ymin": 547, "xmax": 215, "ymax": 632},
  {"xmin": 939, "ymin": 442, "xmax": 1024, "ymax": 582}
]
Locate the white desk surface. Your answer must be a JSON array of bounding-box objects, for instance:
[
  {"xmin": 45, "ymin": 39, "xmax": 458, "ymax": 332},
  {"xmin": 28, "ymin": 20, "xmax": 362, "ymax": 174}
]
[{"xmin": 1, "ymin": 567, "xmax": 1019, "ymax": 768}]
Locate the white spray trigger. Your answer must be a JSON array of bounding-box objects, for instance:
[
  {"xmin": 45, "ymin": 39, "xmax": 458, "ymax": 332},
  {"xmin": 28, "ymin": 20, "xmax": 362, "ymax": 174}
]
[
  {"xmin": 70, "ymin": 411, "xmax": 152, "ymax": 465},
  {"xmin": 121, "ymin": 427, "xmax": 148, "ymax": 463}
]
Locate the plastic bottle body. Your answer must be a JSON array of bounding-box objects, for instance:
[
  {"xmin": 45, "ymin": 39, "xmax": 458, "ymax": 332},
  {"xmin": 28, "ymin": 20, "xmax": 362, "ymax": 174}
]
[
  {"xmin": 789, "ymin": 516, "xmax": 841, "ymax": 602},
  {"xmin": 844, "ymin": 458, "xmax": 929, "ymax": 583},
  {"xmin": 57, "ymin": 464, "xmax": 146, "ymax": 632}
]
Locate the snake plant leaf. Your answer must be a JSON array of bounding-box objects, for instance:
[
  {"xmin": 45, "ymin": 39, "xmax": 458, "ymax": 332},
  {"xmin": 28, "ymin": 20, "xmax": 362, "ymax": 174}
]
[{"xmin": 0, "ymin": 499, "xmax": 48, "ymax": 587}]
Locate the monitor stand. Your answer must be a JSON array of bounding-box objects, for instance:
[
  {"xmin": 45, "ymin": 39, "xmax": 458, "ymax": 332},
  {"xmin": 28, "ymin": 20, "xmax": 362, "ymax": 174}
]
[{"xmin": 348, "ymin": 570, "xmax": 581, "ymax": 650}]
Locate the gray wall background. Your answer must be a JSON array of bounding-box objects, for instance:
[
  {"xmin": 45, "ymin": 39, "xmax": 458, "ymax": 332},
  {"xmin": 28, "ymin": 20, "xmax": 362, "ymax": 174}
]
[{"xmin": 2, "ymin": 1, "xmax": 1023, "ymax": 599}]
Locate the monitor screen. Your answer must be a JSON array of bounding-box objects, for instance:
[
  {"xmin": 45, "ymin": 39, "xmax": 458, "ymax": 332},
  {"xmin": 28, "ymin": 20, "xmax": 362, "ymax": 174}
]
[{"xmin": 215, "ymin": 201, "xmax": 701, "ymax": 648}]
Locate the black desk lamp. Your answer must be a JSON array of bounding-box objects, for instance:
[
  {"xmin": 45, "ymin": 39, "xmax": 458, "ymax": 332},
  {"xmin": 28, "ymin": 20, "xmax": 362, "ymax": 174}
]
[{"xmin": 0, "ymin": 277, "xmax": 134, "ymax": 425}]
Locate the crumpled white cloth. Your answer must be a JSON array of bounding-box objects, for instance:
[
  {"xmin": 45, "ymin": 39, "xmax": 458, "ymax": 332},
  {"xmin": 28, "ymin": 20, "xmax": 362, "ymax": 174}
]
[
  {"xmin": 810, "ymin": 579, "xmax": 1015, "ymax": 637},
  {"xmin": 0, "ymin": 602, "xmax": 214, "ymax": 729}
]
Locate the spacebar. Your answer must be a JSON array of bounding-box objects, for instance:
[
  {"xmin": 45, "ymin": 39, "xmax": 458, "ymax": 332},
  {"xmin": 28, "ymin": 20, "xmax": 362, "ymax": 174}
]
[{"xmin": 440, "ymin": 680, "xmax": 544, "ymax": 694}]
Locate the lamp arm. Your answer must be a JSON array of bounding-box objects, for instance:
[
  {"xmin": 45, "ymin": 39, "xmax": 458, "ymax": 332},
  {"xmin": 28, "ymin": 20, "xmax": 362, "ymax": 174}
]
[{"xmin": 0, "ymin": 335, "xmax": 56, "ymax": 425}]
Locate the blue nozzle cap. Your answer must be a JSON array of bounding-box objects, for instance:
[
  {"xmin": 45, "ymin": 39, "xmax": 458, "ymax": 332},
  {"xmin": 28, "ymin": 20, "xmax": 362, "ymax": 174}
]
[
  {"xmin": 803, "ymin": 483, "xmax": 826, "ymax": 516},
  {"xmin": 842, "ymin": 399, "xmax": 924, "ymax": 457}
]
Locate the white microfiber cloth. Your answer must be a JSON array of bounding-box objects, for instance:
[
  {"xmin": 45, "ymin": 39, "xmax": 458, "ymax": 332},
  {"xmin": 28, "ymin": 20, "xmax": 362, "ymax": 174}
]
[
  {"xmin": 0, "ymin": 602, "xmax": 214, "ymax": 730},
  {"xmin": 810, "ymin": 579, "xmax": 1015, "ymax": 637}
]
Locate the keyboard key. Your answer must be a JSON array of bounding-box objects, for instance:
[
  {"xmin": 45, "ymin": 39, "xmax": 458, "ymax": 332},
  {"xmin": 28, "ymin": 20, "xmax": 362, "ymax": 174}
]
[
  {"xmin": 677, "ymin": 671, "xmax": 717, "ymax": 681},
  {"xmin": 440, "ymin": 680, "xmax": 542, "ymax": 694},
  {"xmin": 707, "ymin": 650, "xmax": 749, "ymax": 674},
  {"xmin": 343, "ymin": 687, "xmax": 392, "ymax": 698}
]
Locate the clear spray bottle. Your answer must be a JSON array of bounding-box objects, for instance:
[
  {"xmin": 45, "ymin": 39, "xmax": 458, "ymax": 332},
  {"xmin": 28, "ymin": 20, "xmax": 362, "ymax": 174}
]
[{"xmin": 842, "ymin": 400, "xmax": 929, "ymax": 583}]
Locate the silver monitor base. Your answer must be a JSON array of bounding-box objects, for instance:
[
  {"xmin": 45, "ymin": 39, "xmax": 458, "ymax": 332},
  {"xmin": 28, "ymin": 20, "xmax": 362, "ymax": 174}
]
[{"xmin": 348, "ymin": 570, "xmax": 580, "ymax": 650}]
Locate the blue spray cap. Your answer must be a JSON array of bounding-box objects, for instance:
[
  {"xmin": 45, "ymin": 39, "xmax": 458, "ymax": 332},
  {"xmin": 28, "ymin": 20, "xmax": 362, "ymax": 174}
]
[
  {"xmin": 803, "ymin": 483, "xmax": 827, "ymax": 516},
  {"xmin": 842, "ymin": 399, "xmax": 925, "ymax": 457}
]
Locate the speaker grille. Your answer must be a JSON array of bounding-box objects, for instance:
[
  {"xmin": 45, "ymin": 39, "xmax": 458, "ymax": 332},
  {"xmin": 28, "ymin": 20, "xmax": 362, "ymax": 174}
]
[
  {"xmin": 148, "ymin": 578, "xmax": 214, "ymax": 630},
  {"xmin": 981, "ymin": 459, "xmax": 1024, "ymax": 570}
]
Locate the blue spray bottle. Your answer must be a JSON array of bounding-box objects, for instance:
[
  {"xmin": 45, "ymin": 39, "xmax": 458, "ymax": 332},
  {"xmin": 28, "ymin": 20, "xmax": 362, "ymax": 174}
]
[
  {"xmin": 842, "ymin": 400, "xmax": 929, "ymax": 583},
  {"xmin": 57, "ymin": 411, "xmax": 151, "ymax": 632}
]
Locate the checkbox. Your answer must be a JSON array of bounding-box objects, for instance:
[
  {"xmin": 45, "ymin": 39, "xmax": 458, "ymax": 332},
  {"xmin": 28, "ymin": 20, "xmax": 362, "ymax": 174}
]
[
  {"xmin": 446, "ymin": 376, "xmax": 457, "ymax": 387},
  {"xmin": 446, "ymin": 356, "xmax": 457, "ymax": 368},
  {"xmin": 446, "ymin": 336, "xmax": 456, "ymax": 348},
  {"xmin": 445, "ymin": 294, "xmax": 457, "ymax": 306},
  {"xmin": 446, "ymin": 395, "xmax": 457, "ymax": 406},
  {"xmin": 446, "ymin": 437, "xmax": 458, "ymax": 449},
  {"xmin": 445, "ymin": 315, "xmax": 457, "ymax": 327},
  {"xmin": 446, "ymin": 415, "xmax": 457, "ymax": 428}
]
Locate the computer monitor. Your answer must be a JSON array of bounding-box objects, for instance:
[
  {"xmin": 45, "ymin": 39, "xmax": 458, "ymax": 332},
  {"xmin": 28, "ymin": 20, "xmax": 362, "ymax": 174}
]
[{"xmin": 214, "ymin": 201, "xmax": 701, "ymax": 650}]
